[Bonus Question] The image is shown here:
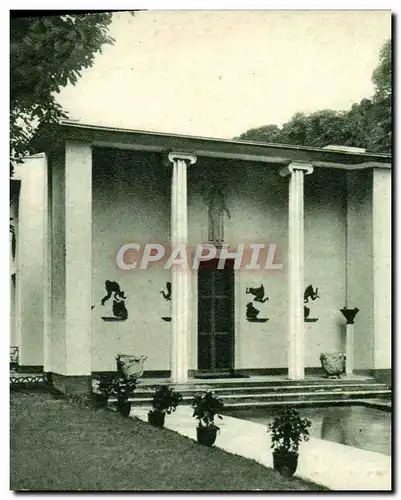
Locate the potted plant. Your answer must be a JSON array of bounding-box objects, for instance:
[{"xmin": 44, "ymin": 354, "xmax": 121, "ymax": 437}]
[
  {"xmin": 147, "ymin": 385, "xmax": 183, "ymax": 428},
  {"xmin": 96, "ymin": 354, "xmax": 143, "ymax": 417},
  {"xmin": 113, "ymin": 374, "xmax": 138, "ymax": 417},
  {"xmin": 267, "ymin": 407, "xmax": 312, "ymax": 477},
  {"xmin": 191, "ymin": 391, "xmax": 224, "ymax": 446},
  {"xmin": 96, "ymin": 373, "xmax": 114, "ymax": 407},
  {"xmin": 97, "ymin": 373, "xmax": 138, "ymax": 417}
]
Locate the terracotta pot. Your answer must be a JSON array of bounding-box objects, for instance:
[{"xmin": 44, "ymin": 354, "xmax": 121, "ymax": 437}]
[
  {"xmin": 196, "ymin": 426, "xmax": 218, "ymax": 447},
  {"xmin": 148, "ymin": 410, "xmax": 166, "ymax": 428},
  {"xmin": 93, "ymin": 393, "xmax": 108, "ymax": 408},
  {"xmin": 273, "ymin": 450, "xmax": 299, "ymax": 477},
  {"xmin": 116, "ymin": 401, "xmax": 131, "ymax": 417}
]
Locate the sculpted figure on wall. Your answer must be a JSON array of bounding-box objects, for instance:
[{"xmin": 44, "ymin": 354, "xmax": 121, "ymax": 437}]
[
  {"xmin": 206, "ymin": 185, "xmax": 231, "ymax": 243},
  {"xmin": 160, "ymin": 282, "xmax": 172, "ymax": 301},
  {"xmin": 304, "ymin": 284, "xmax": 319, "ymax": 321},
  {"xmin": 101, "ymin": 280, "xmax": 128, "ymax": 321},
  {"xmin": 160, "ymin": 282, "xmax": 172, "ymax": 321},
  {"xmin": 246, "ymin": 284, "xmax": 269, "ymax": 303},
  {"xmin": 246, "ymin": 302, "xmax": 260, "ymax": 320},
  {"xmin": 245, "ymin": 283, "xmax": 269, "ymax": 323}
]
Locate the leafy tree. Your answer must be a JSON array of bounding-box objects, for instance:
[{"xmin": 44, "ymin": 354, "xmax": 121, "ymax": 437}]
[
  {"xmin": 10, "ymin": 13, "xmax": 115, "ymax": 167},
  {"xmin": 372, "ymin": 39, "xmax": 391, "ymax": 101},
  {"xmin": 370, "ymin": 39, "xmax": 391, "ymax": 152},
  {"xmin": 237, "ymin": 39, "xmax": 391, "ymax": 154},
  {"xmin": 237, "ymin": 124, "xmax": 282, "ymax": 143},
  {"xmin": 281, "ymin": 110, "xmax": 350, "ymax": 148}
]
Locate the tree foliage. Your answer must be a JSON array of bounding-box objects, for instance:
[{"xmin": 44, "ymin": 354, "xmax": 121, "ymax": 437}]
[
  {"xmin": 236, "ymin": 39, "xmax": 392, "ymax": 154},
  {"xmin": 10, "ymin": 13, "xmax": 115, "ymax": 165}
]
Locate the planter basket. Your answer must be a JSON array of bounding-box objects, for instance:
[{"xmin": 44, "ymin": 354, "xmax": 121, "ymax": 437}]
[
  {"xmin": 196, "ymin": 426, "xmax": 218, "ymax": 447},
  {"xmin": 273, "ymin": 450, "xmax": 299, "ymax": 477}
]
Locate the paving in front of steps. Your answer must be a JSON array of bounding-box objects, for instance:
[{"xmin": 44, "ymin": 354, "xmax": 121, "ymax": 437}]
[{"xmin": 131, "ymin": 404, "xmax": 391, "ymax": 491}]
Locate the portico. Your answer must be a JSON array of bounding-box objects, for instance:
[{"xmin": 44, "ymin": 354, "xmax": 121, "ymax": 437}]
[{"xmin": 14, "ymin": 120, "xmax": 391, "ymax": 393}]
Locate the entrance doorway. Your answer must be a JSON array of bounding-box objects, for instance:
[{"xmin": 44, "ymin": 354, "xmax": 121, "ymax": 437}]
[{"xmin": 197, "ymin": 259, "xmax": 235, "ymax": 370}]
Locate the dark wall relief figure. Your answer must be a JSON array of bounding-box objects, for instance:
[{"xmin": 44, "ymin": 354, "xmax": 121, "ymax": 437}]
[
  {"xmin": 304, "ymin": 284, "xmax": 319, "ymax": 322},
  {"xmin": 10, "ymin": 217, "xmax": 16, "ymax": 263},
  {"xmin": 246, "ymin": 302, "xmax": 260, "ymax": 320},
  {"xmin": 246, "ymin": 284, "xmax": 269, "ymax": 323},
  {"xmin": 161, "ymin": 282, "xmax": 172, "ymax": 322},
  {"xmin": 246, "ymin": 284, "xmax": 269, "ymax": 303},
  {"xmin": 101, "ymin": 280, "xmax": 128, "ymax": 322},
  {"xmin": 160, "ymin": 282, "xmax": 172, "ymax": 301}
]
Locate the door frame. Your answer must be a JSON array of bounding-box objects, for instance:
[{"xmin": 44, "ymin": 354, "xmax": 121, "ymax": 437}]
[{"xmin": 195, "ymin": 259, "xmax": 239, "ymax": 371}]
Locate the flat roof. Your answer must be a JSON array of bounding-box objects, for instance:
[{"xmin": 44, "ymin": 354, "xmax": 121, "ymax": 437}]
[{"xmin": 32, "ymin": 120, "xmax": 391, "ymax": 169}]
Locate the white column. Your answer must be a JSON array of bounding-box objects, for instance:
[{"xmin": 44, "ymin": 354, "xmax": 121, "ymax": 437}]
[
  {"xmin": 280, "ymin": 162, "xmax": 313, "ymax": 380},
  {"xmin": 345, "ymin": 324, "xmax": 354, "ymax": 375},
  {"xmin": 168, "ymin": 152, "xmax": 197, "ymax": 384}
]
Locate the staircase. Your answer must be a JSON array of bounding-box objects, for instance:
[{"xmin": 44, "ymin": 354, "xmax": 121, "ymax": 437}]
[{"xmin": 129, "ymin": 377, "xmax": 391, "ymax": 409}]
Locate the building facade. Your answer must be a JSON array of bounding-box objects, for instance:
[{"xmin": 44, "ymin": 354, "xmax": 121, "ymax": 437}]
[{"xmin": 11, "ymin": 121, "xmax": 392, "ymax": 393}]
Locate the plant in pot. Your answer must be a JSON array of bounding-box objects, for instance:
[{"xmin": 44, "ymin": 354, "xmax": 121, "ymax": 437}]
[
  {"xmin": 267, "ymin": 407, "xmax": 312, "ymax": 478},
  {"xmin": 97, "ymin": 374, "xmax": 137, "ymax": 417},
  {"xmin": 113, "ymin": 374, "xmax": 138, "ymax": 417},
  {"xmin": 191, "ymin": 391, "xmax": 224, "ymax": 447},
  {"xmin": 148, "ymin": 385, "xmax": 183, "ymax": 428},
  {"xmin": 96, "ymin": 373, "xmax": 114, "ymax": 407},
  {"xmin": 96, "ymin": 355, "xmax": 140, "ymax": 417}
]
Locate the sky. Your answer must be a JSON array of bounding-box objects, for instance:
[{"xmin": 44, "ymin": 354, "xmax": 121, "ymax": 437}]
[{"xmin": 57, "ymin": 10, "xmax": 391, "ymax": 140}]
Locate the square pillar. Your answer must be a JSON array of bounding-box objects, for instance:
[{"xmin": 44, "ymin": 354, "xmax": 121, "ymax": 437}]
[
  {"xmin": 49, "ymin": 141, "xmax": 92, "ymax": 394},
  {"xmin": 280, "ymin": 162, "xmax": 313, "ymax": 380},
  {"xmin": 372, "ymin": 167, "xmax": 391, "ymax": 385}
]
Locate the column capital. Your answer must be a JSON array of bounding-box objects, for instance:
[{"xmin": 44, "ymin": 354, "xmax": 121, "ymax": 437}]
[
  {"xmin": 279, "ymin": 162, "xmax": 314, "ymax": 177},
  {"xmin": 168, "ymin": 151, "xmax": 197, "ymax": 165}
]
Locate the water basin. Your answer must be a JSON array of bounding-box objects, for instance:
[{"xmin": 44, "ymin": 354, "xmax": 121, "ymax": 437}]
[{"xmin": 224, "ymin": 404, "xmax": 391, "ymax": 456}]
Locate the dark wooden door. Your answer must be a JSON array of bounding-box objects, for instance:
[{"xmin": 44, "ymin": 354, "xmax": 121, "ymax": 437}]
[{"xmin": 197, "ymin": 259, "xmax": 235, "ymax": 370}]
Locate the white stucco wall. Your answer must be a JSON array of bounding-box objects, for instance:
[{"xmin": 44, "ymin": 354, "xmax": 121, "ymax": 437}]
[
  {"xmin": 13, "ymin": 155, "xmax": 47, "ymax": 367},
  {"xmin": 346, "ymin": 169, "xmax": 374, "ymax": 370},
  {"xmin": 304, "ymin": 168, "xmax": 347, "ymax": 365},
  {"xmin": 92, "ymin": 150, "xmax": 348, "ymax": 372},
  {"xmin": 373, "ymin": 168, "xmax": 391, "ymax": 370},
  {"xmin": 92, "ymin": 149, "xmax": 171, "ymax": 372},
  {"xmin": 188, "ymin": 160, "xmax": 346, "ymax": 370}
]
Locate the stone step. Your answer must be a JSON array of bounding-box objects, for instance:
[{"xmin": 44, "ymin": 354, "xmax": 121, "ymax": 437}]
[
  {"xmin": 132, "ymin": 382, "xmax": 388, "ymax": 397},
  {"xmin": 136, "ymin": 377, "xmax": 381, "ymax": 390},
  {"xmin": 124, "ymin": 398, "xmax": 391, "ymax": 411},
  {"xmin": 220, "ymin": 398, "xmax": 392, "ymax": 409},
  {"xmin": 124, "ymin": 387, "xmax": 391, "ymax": 406}
]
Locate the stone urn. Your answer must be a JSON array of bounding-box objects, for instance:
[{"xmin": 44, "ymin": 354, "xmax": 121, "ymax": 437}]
[
  {"xmin": 320, "ymin": 352, "xmax": 346, "ymax": 378},
  {"xmin": 116, "ymin": 354, "xmax": 147, "ymax": 378}
]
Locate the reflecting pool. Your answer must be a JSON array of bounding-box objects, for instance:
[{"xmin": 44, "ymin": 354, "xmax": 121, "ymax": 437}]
[{"xmin": 224, "ymin": 405, "xmax": 391, "ymax": 456}]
